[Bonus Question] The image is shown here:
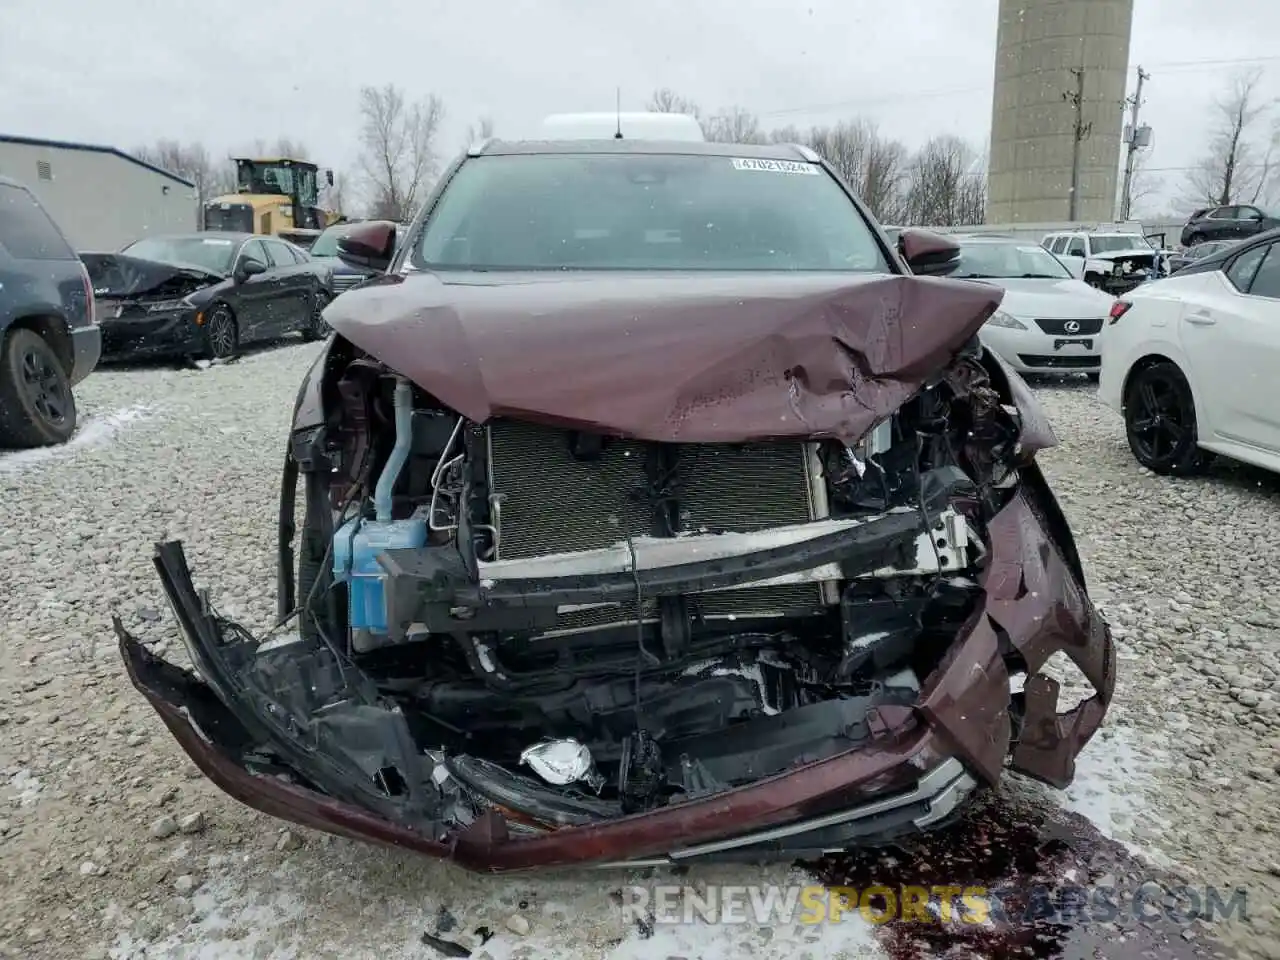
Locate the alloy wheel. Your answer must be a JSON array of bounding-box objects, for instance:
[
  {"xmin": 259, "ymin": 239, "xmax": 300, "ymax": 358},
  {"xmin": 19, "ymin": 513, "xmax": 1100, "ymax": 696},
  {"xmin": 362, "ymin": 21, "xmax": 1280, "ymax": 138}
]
[
  {"xmin": 19, "ymin": 344, "xmax": 71, "ymax": 427},
  {"xmin": 207, "ymin": 309, "xmax": 237, "ymax": 359},
  {"xmin": 312, "ymin": 292, "xmax": 331, "ymax": 337}
]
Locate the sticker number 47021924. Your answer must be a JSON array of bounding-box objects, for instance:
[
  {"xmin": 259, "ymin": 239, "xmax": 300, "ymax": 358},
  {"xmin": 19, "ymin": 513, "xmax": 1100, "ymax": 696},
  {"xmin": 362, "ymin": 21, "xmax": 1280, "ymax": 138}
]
[{"xmin": 730, "ymin": 158, "xmax": 820, "ymax": 175}]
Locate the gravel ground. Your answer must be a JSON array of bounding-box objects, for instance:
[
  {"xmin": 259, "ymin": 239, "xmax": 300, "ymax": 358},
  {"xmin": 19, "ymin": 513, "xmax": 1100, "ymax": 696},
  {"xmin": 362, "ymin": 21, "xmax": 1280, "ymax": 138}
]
[{"xmin": 1, "ymin": 342, "xmax": 1278, "ymax": 959}]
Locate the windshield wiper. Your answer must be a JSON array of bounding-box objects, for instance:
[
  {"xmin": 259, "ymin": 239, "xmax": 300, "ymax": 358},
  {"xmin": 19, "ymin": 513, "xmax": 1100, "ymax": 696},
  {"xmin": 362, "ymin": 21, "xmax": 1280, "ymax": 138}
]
[{"xmin": 1018, "ymin": 273, "xmax": 1064, "ymax": 279}]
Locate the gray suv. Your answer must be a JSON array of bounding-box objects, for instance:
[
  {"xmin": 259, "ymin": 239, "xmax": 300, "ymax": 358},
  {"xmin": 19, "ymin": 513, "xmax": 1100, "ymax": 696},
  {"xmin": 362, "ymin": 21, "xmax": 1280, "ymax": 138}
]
[{"xmin": 0, "ymin": 176, "xmax": 101, "ymax": 446}]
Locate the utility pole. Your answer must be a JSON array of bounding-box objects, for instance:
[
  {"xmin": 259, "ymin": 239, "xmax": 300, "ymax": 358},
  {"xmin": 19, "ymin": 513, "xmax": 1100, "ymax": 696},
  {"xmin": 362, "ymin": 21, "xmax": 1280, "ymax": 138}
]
[
  {"xmin": 1064, "ymin": 67, "xmax": 1092, "ymax": 222},
  {"xmin": 1119, "ymin": 65, "xmax": 1150, "ymax": 222}
]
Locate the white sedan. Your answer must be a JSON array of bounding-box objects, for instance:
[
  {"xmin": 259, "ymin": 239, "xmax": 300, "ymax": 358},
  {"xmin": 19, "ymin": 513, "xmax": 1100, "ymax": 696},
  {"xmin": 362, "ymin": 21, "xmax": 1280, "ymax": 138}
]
[
  {"xmin": 950, "ymin": 236, "xmax": 1116, "ymax": 378},
  {"xmin": 1099, "ymin": 228, "xmax": 1280, "ymax": 476}
]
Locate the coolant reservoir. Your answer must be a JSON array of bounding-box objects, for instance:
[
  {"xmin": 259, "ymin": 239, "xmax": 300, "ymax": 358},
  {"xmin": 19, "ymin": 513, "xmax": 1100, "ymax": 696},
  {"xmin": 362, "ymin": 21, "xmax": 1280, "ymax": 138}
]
[{"xmin": 333, "ymin": 512, "xmax": 427, "ymax": 634}]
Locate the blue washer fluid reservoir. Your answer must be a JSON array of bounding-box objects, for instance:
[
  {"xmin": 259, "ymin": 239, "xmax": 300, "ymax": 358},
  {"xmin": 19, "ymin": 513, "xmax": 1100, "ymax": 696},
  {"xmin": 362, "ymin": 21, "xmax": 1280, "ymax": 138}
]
[{"xmin": 332, "ymin": 511, "xmax": 427, "ymax": 634}]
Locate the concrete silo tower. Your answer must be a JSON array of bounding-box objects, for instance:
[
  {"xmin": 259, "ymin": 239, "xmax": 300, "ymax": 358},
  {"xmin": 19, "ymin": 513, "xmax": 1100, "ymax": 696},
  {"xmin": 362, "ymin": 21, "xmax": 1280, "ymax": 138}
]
[{"xmin": 986, "ymin": 0, "xmax": 1134, "ymax": 224}]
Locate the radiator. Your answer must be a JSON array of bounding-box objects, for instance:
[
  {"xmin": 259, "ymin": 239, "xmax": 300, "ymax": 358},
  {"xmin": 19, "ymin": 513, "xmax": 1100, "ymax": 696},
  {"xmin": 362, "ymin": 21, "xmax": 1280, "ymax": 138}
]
[{"xmin": 485, "ymin": 420, "xmax": 831, "ymax": 635}]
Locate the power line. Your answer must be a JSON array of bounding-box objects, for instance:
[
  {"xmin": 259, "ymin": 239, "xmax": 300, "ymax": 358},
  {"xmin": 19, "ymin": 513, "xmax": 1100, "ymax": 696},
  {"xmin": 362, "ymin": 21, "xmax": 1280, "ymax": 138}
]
[
  {"xmin": 752, "ymin": 55, "xmax": 1278, "ymax": 122},
  {"xmin": 1144, "ymin": 54, "xmax": 1280, "ymax": 71}
]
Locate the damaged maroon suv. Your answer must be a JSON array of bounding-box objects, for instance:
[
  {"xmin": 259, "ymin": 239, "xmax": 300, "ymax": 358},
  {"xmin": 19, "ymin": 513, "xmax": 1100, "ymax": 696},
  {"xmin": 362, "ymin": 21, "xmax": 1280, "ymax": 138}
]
[{"xmin": 116, "ymin": 139, "xmax": 1114, "ymax": 871}]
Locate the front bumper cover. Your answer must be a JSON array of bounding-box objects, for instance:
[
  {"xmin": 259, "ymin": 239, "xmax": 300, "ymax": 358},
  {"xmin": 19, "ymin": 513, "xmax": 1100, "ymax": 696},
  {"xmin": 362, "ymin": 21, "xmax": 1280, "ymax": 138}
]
[
  {"xmin": 99, "ymin": 310, "xmax": 203, "ymax": 361},
  {"xmin": 115, "ymin": 463, "xmax": 1113, "ymax": 871}
]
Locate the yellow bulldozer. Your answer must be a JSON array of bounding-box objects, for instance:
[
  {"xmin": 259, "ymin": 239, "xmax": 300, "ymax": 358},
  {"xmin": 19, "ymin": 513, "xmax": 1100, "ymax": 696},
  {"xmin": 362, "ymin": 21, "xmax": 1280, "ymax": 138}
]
[{"xmin": 202, "ymin": 157, "xmax": 343, "ymax": 248}]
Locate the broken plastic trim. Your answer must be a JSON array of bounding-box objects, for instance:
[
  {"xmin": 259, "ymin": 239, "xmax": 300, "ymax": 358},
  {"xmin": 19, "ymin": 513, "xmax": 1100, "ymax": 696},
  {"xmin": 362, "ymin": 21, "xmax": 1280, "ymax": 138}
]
[
  {"xmin": 147, "ymin": 541, "xmax": 440, "ymax": 831},
  {"xmin": 587, "ymin": 757, "xmax": 977, "ymax": 866},
  {"xmin": 380, "ymin": 466, "xmax": 974, "ymax": 638}
]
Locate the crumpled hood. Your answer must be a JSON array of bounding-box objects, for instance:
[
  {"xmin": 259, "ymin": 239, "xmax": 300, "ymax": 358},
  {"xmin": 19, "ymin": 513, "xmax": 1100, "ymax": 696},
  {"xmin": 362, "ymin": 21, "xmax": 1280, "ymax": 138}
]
[
  {"xmin": 1087, "ymin": 248, "xmax": 1155, "ymax": 262},
  {"xmin": 80, "ymin": 252, "xmax": 224, "ymax": 299},
  {"xmin": 324, "ymin": 271, "xmax": 1005, "ymax": 444}
]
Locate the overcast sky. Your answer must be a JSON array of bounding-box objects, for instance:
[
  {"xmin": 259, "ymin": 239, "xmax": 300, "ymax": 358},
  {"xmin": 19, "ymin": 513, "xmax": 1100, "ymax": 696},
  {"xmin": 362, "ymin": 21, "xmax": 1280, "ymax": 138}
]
[{"xmin": 1, "ymin": 0, "xmax": 1277, "ymax": 216}]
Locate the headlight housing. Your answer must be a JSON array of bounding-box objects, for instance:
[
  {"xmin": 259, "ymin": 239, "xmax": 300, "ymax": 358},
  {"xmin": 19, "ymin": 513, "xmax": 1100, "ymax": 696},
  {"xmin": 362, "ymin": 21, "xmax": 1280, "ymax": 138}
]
[{"xmin": 985, "ymin": 309, "xmax": 1027, "ymax": 330}]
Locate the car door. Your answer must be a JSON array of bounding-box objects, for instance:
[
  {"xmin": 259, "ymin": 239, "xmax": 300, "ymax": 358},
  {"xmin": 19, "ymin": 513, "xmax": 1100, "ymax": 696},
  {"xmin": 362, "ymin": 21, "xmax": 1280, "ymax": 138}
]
[
  {"xmin": 1178, "ymin": 241, "xmax": 1280, "ymax": 451},
  {"xmin": 1235, "ymin": 205, "xmax": 1266, "ymax": 238},
  {"xmin": 1059, "ymin": 235, "xmax": 1087, "ymax": 278},
  {"xmin": 263, "ymin": 239, "xmax": 311, "ymax": 333},
  {"xmin": 229, "ymin": 238, "xmax": 276, "ymax": 342},
  {"xmin": 1206, "ymin": 206, "xmax": 1240, "ymax": 242}
]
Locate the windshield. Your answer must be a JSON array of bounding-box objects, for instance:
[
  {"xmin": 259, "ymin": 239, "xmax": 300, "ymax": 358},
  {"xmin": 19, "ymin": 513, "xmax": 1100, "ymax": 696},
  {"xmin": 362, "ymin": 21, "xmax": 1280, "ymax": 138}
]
[
  {"xmin": 414, "ymin": 153, "xmax": 888, "ymax": 272},
  {"xmin": 235, "ymin": 161, "xmax": 319, "ymax": 207},
  {"xmin": 952, "ymin": 240, "xmax": 1072, "ymax": 279},
  {"xmin": 309, "ymin": 224, "xmax": 353, "ymax": 257},
  {"xmin": 123, "ymin": 236, "xmax": 237, "ymax": 274},
  {"xmin": 1091, "ymin": 234, "xmax": 1150, "ymax": 253}
]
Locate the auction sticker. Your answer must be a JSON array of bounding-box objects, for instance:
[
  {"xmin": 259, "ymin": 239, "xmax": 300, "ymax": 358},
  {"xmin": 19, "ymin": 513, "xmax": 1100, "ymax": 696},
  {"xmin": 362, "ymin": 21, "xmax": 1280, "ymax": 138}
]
[{"xmin": 731, "ymin": 158, "xmax": 819, "ymax": 175}]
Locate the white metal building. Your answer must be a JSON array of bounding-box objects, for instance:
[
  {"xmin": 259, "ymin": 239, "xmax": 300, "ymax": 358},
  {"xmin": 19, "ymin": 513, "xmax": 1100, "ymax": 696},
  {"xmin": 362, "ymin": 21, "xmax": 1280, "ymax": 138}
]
[{"xmin": 0, "ymin": 134, "xmax": 197, "ymax": 251}]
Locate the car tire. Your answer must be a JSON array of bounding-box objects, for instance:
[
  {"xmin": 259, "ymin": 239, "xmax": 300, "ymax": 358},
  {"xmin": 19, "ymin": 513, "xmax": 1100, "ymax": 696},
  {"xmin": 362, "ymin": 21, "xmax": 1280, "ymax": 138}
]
[
  {"xmin": 203, "ymin": 303, "xmax": 239, "ymax": 360},
  {"xmin": 0, "ymin": 328, "xmax": 77, "ymax": 448},
  {"xmin": 301, "ymin": 289, "xmax": 331, "ymax": 342},
  {"xmin": 1123, "ymin": 361, "xmax": 1208, "ymax": 475}
]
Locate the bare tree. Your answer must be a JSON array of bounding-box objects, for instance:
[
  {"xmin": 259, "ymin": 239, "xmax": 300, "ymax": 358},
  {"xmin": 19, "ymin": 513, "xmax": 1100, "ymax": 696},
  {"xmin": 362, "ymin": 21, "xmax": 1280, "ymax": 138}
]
[
  {"xmin": 1124, "ymin": 151, "xmax": 1164, "ymax": 219},
  {"xmin": 802, "ymin": 121, "xmax": 908, "ymax": 222},
  {"xmin": 464, "ymin": 115, "xmax": 496, "ymax": 147},
  {"xmin": 647, "ymin": 88, "xmax": 701, "ymax": 118},
  {"xmin": 246, "ymin": 137, "xmax": 310, "ymax": 159},
  {"xmin": 357, "ymin": 83, "xmax": 446, "ymax": 222},
  {"xmin": 703, "ymin": 106, "xmax": 765, "ymax": 144},
  {"xmin": 902, "ymin": 136, "xmax": 986, "ymax": 226},
  {"xmin": 272, "ymin": 138, "xmax": 310, "ymax": 159},
  {"xmin": 766, "ymin": 124, "xmax": 805, "ymax": 145},
  {"xmin": 133, "ymin": 139, "xmax": 234, "ymax": 208},
  {"xmin": 321, "ymin": 170, "xmax": 353, "ymax": 218},
  {"xmin": 1182, "ymin": 69, "xmax": 1277, "ymax": 208}
]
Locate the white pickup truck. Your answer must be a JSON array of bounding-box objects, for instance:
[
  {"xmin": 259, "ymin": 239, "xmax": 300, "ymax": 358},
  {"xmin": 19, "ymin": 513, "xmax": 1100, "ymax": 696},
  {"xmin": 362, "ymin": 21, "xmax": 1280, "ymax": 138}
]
[{"xmin": 1041, "ymin": 230, "xmax": 1167, "ymax": 294}]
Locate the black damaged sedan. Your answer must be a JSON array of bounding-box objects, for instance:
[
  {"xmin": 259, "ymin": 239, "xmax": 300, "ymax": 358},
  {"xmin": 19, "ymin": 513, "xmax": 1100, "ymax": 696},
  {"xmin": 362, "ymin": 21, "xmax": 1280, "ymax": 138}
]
[{"xmin": 82, "ymin": 232, "xmax": 335, "ymax": 362}]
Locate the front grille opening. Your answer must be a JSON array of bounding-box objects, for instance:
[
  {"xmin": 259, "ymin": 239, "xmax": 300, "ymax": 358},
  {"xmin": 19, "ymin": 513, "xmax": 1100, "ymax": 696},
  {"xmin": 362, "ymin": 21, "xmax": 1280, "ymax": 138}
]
[
  {"xmin": 485, "ymin": 420, "xmax": 831, "ymax": 635},
  {"xmin": 1017, "ymin": 354, "xmax": 1099, "ymax": 369}
]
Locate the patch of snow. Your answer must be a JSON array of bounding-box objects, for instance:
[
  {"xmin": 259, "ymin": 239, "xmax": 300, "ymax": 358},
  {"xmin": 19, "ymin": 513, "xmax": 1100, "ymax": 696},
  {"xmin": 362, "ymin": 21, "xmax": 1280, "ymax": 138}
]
[
  {"xmin": 1056, "ymin": 724, "xmax": 1172, "ymax": 863},
  {"xmin": 112, "ymin": 854, "xmax": 889, "ymax": 960},
  {"xmin": 111, "ymin": 877, "xmax": 309, "ymax": 960},
  {"xmin": 0, "ymin": 404, "xmax": 152, "ymax": 475},
  {"xmin": 6, "ymin": 768, "xmax": 42, "ymax": 806},
  {"xmin": 600, "ymin": 915, "xmax": 884, "ymax": 960}
]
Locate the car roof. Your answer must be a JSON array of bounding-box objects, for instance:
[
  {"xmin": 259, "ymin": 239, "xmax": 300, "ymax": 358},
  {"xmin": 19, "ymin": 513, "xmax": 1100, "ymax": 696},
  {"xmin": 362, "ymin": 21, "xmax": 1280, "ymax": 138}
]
[
  {"xmin": 539, "ymin": 112, "xmax": 706, "ymax": 142},
  {"xmin": 471, "ymin": 138, "xmax": 819, "ymax": 162}
]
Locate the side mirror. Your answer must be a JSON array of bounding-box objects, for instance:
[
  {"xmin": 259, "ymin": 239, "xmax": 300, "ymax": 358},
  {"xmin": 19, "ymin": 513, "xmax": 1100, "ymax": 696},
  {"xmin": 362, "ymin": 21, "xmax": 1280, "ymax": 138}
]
[
  {"xmin": 325, "ymin": 168, "xmax": 335, "ymax": 187},
  {"xmin": 336, "ymin": 220, "xmax": 397, "ymax": 273},
  {"xmin": 897, "ymin": 229, "xmax": 961, "ymax": 277},
  {"xmin": 238, "ymin": 258, "xmax": 268, "ymax": 282}
]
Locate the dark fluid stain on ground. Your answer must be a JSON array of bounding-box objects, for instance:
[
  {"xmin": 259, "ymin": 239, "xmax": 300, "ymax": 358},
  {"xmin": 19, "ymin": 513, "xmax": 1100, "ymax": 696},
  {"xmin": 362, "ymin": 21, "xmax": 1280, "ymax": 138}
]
[{"xmin": 805, "ymin": 787, "xmax": 1239, "ymax": 960}]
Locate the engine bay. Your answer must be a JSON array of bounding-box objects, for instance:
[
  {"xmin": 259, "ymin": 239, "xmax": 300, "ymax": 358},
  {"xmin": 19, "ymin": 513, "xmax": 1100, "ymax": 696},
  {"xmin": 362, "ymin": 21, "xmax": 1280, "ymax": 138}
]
[{"xmin": 268, "ymin": 341, "xmax": 1027, "ymax": 829}]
